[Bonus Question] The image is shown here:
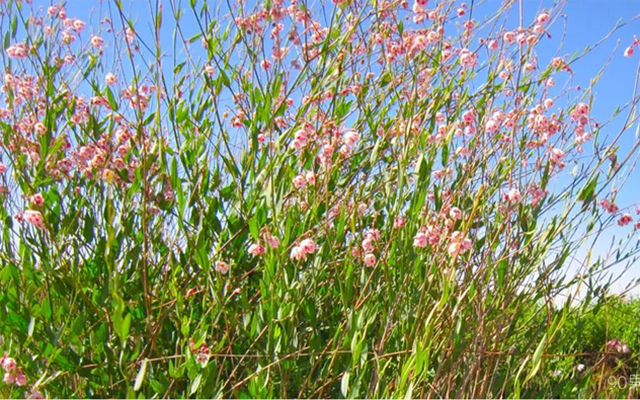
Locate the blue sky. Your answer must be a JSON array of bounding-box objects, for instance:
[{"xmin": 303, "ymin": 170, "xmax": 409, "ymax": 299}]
[{"xmin": 21, "ymin": 0, "xmax": 640, "ymax": 295}]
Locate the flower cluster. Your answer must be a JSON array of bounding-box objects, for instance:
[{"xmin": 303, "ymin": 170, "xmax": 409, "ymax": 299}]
[
  {"xmin": 1, "ymin": 354, "xmax": 27, "ymax": 387},
  {"xmin": 290, "ymin": 238, "xmax": 317, "ymax": 261}
]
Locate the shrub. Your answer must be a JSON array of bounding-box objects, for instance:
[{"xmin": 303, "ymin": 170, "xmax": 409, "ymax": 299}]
[{"xmin": 0, "ymin": 0, "xmax": 639, "ymax": 398}]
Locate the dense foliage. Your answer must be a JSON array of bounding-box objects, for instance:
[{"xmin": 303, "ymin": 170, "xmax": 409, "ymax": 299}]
[{"xmin": 0, "ymin": 0, "xmax": 639, "ymax": 398}]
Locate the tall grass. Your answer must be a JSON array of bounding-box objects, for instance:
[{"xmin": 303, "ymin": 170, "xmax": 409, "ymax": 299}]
[{"xmin": 0, "ymin": 0, "xmax": 639, "ymax": 398}]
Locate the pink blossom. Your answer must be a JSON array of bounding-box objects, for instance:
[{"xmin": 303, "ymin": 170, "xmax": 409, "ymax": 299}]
[
  {"xmin": 343, "ymin": 130, "xmax": 360, "ymax": 148},
  {"xmin": 624, "ymin": 46, "xmax": 634, "ymax": 57},
  {"xmin": 364, "ymin": 253, "xmax": 376, "ymax": 267},
  {"xmin": 204, "ymin": 65, "xmax": 215, "ymax": 76},
  {"xmin": 506, "ymin": 188, "xmax": 522, "ymax": 203},
  {"xmin": 31, "ymin": 193, "xmax": 44, "ymax": 206},
  {"xmin": 599, "ymin": 199, "xmax": 619, "ymax": 214},
  {"xmin": 71, "ymin": 19, "xmax": 85, "ymax": 32},
  {"xmin": 290, "ymin": 245, "xmax": 305, "ymax": 260},
  {"xmin": 34, "ymin": 122, "xmax": 46, "ymax": 135},
  {"xmin": 6, "ymin": 43, "xmax": 28, "ymax": 59},
  {"xmin": 362, "ymin": 237, "xmax": 374, "ymax": 253},
  {"xmin": 305, "ymin": 171, "xmax": 316, "ymax": 185},
  {"xmin": 413, "ymin": 232, "xmax": 428, "ymax": 248},
  {"xmin": 503, "ymin": 31, "xmax": 515, "ymax": 43},
  {"xmin": 3, "ymin": 372, "xmax": 14, "ymax": 384},
  {"xmin": 215, "ymin": 260, "xmax": 230, "ymax": 274},
  {"xmin": 485, "ymin": 119, "xmax": 498, "ymax": 133},
  {"xmin": 544, "ymin": 98, "xmax": 554, "ymax": 109},
  {"xmin": 576, "ymin": 102, "xmax": 589, "ymax": 115},
  {"xmin": 367, "ymin": 228, "xmax": 381, "ymax": 241},
  {"xmin": 23, "ymin": 210, "xmax": 45, "ymax": 229},
  {"xmin": 248, "ymin": 243, "xmax": 265, "ymax": 256},
  {"xmin": 449, "ymin": 207, "xmax": 462, "ymax": 220},
  {"xmin": 394, "ymin": 216, "xmax": 406, "ymax": 229},
  {"xmin": 14, "ymin": 371, "xmax": 26, "ymax": 386},
  {"xmin": 300, "ymin": 238, "xmax": 316, "ymax": 254},
  {"xmin": 90, "ymin": 36, "xmax": 104, "ymax": 48},
  {"xmin": 462, "ymin": 110, "xmax": 475, "ymax": 123},
  {"xmin": 448, "ymin": 242, "xmax": 460, "ymax": 256},
  {"xmin": 358, "ymin": 202, "xmax": 367, "ymax": 215},
  {"xmin": 537, "ymin": 12, "xmax": 550, "ymax": 24},
  {"xmin": 618, "ymin": 213, "xmax": 633, "ymax": 226},
  {"xmin": 2, "ymin": 357, "xmax": 16, "ymax": 372},
  {"xmin": 550, "ymin": 148, "xmax": 565, "ymax": 164},
  {"xmin": 27, "ymin": 391, "xmax": 44, "ymax": 399},
  {"xmin": 293, "ymin": 175, "xmax": 306, "ymax": 189},
  {"xmin": 105, "ymin": 73, "xmax": 117, "ymax": 85},
  {"xmin": 266, "ymin": 234, "xmax": 280, "ymax": 248}
]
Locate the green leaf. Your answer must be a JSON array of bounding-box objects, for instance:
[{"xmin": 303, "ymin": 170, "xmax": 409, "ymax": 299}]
[
  {"xmin": 190, "ymin": 374, "xmax": 202, "ymax": 396},
  {"xmin": 341, "ymin": 370, "xmax": 350, "ymax": 398},
  {"xmin": 134, "ymin": 359, "xmax": 148, "ymax": 392},
  {"xmin": 106, "ymin": 87, "xmax": 118, "ymax": 111}
]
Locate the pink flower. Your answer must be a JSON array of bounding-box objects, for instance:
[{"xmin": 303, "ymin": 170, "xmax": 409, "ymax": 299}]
[
  {"xmin": 290, "ymin": 245, "xmax": 305, "ymax": 260},
  {"xmin": 343, "ymin": 130, "xmax": 360, "ymax": 148},
  {"xmin": 393, "ymin": 216, "xmax": 406, "ymax": 229},
  {"xmin": 23, "ymin": 210, "xmax": 45, "ymax": 229},
  {"xmin": 248, "ymin": 243, "xmax": 265, "ymax": 256},
  {"xmin": 27, "ymin": 391, "xmax": 44, "ymax": 399},
  {"xmin": 2, "ymin": 357, "xmax": 16, "ymax": 372},
  {"xmin": 358, "ymin": 203, "xmax": 367, "ymax": 215},
  {"xmin": 34, "ymin": 122, "xmax": 46, "ymax": 135},
  {"xmin": 105, "ymin": 73, "xmax": 117, "ymax": 85},
  {"xmin": 305, "ymin": 171, "xmax": 316, "ymax": 186},
  {"xmin": 506, "ymin": 188, "xmax": 522, "ymax": 203},
  {"xmin": 6, "ymin": 43, "xmax": 28, "ymax": 59},
  {"xmin": 449, "ymin": 207, "xmax": 462, "ymax": 220},
  {"xmin": 599, "ymin": 199, "xmax": 619, "ymax": 214},
  {"xmin": 73, "ymin": 19, "xmax": 85, "ymax": 32},
  {"xmin": 31, "ymin": 193, "xmax": 44, "ymax": 206},
  {"xmin": 618, "ymin": 213, "xmax": 633, "ymax": 226},
  {"xmin": 550, "ymin": 148, "xmax": 565, "ymax": 164},
  {"xmin": 624, "ymin": 46, "xmax": 634, "ymax": 57},
  {"xmin": 488, "ymin": 39, "xmax": 499, "ymax": 50},
  {"xmin": 503, "ymin": 31, "xmax": 515, "ymax": 43},
  {"xmin": 300, "ymin": 238, "xmax": 316, "ymax": 254},
  {"xmin": 293, "ymin": 175, "xmax": 306, "ymax": 189},
  {"xmin": 485, "ymin": 119, "xmax": 498, "ymax": 133},
  {"xmin": 215, "ymin": 260, "xmax": 230, "ymax": 274},
  {"xmin": 261, "ymin": 59, "xmax": 272, "ymax": 70},
  {"xmin": 0, "ymin": 163, "xmax": 6, "ymax": 174},
  {"xmin": 294, "ymin": 129, "xmax": 308, "ymax": 145},
  {"xmin": 544, "ymin": 98, "xmax": 554, "ymax": 109},
  {"xmin": 367, "ymin": 228, "xmax": 381, "ymax": 241},
  {"xmin": 576, "ymin": 102, "xmax": 589, "ymax": 115},
  {"xmin": 90, "ymin": 36, "xmax": 104, "ymax": 48},
  {"xmin": 204, "ymin": 65, "xmax": 215, "ymax": 76},
  {"xmin": 448, "ymin": 242, "xmax": 460, "ymax": 256},
  {"xmin": 537, "ymin": 12, "xmax": 550, "ymax": 24},
  {"xmin": 362, "ymin": 237, "xmax": 374, "ymax": 253},
  {"xmin": 413, "ymin": 232, "xmax": 428, "ymax": 248},
  {"xmin": 266, "ymin": 234, "xmax": 280, "ymax": 248},
  {"xmin": 364, "ymin": 253, "xmax": 376, "ymax": 267},
  {"xmin": 462, "ymin": 110, "xmax": 475, "ymax": 123},
  {"xmin": 3, "ymin": 372, "xmax": 14, "ymax": 384},
  {"xmin": 14, "ymin": 371, "xmax": 26, "ymax": 386}
]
